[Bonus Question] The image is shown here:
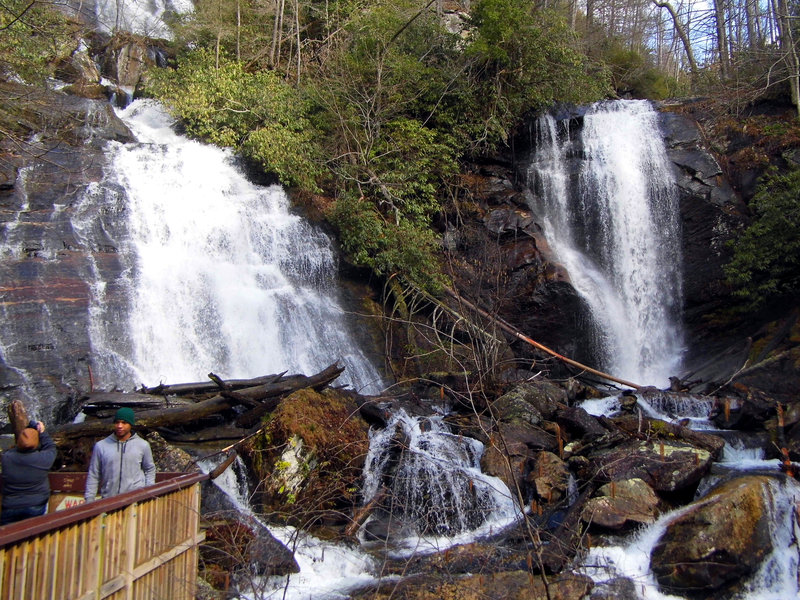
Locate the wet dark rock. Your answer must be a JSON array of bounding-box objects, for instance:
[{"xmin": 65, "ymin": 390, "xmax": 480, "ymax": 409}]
[
  {"xmin": 492, "ymin": 389, "xmax": 544, "ymax": 426},
  {"xmin": 581, "ymin": 478, "xmax": 661, "ymax": 530},
  {"xmin": 528, "ymin": 451, "xmax": 570, "ymax": 504},
  {"xmin": 556, "ymin": 406, "xmax": 607, "ymax": 440},
  {"xmin": 514, "ymin": 380, "xmax": 568, "ymax": 419},
  {"xmin": 650, "ymin": 475, "xmax": 778, "ymax": 596},
  {"xmin": 709, "ymin": 390, "xmax": 776, "ymax": 430},
  {"xmin": 350, "ymin": 569, "xmax": 594, "ymax": 600},
  {"xmin": 361, "ymin": 512, "xmax": 414, "ymax": 542},
  {"xmin": 146, "ymin": 431, "xmax": 199, "ymax": 472},
  {"xmin": 0, "ymin": 83, "xmax": 136, "ymax": 424},
  {"xmin": 657, "ymin": 110, "xmax": 748, "ymax": 380},
  {"xmin": 588, "ymin": 576, "xmax": 639, "ymax": 600},
  {"xmin": 588, "ymin": 438, "xmax": 715, "ymax": 494},
  {"xmin": 200, "ymin": 513, "xmax": 299, "ymax": 578}
]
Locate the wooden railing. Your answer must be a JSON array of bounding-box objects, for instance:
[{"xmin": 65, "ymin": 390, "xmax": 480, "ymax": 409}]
[{"xmin": 0, "ymin": 472, "xmax": 208, "ymax": 600}]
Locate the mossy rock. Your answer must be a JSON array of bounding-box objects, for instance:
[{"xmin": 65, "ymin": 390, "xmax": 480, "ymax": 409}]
[{"xmin": 248, "ymin": 387, "xmax": 370, "ymax": 520}]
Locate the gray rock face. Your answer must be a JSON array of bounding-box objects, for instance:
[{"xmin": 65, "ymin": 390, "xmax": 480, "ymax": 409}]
[
  {"xmin": 657, "ymin": 108, "xmax": 749, "ymax": 373},
  {"xmin": 0, "ymin": 83, "xmax": 134, "ymax": 424},
  {"xmin": 581, "ymin": 478, "xmax": 660, "ymax": 530}
]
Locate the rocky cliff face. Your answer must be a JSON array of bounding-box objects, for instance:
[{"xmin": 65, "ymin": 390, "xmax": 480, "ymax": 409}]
[
  {"xmin": 657, "ymin": 106, "xmax": 749, "ymax": 373},
  {"xmin": 0, "ymin": 82, "xmax": 135, "ymax": 422}
]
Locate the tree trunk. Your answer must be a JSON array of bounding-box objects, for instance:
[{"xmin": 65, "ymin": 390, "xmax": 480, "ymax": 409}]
[
  {"xmin": 652, "ymin": 0, "xmax": 699, "ymax": 84},
  {"xmin": 714, "ymin": 0, "xmax": 731, "ymax": 78},
  {"xmin": 775, "ymin": 0, "xmax": 800, "ymax": 116},
  {"xmin": 745, "ymin": 0, "xmax": 759, "ymax": 47}
]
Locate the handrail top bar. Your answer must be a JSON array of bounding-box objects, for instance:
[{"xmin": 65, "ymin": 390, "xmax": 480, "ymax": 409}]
[{"xmin": 0, "ymin": 471, "xmax": 209, "ymax": 547}]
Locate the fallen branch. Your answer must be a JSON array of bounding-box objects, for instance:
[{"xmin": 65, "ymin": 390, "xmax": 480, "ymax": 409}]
[
  {"xmin": 441, "ymin": 286, "xmax": 642, "ymax": 389},
  {"xmin": 139, "ymin": 371, "xmax": 287, "ymax": 396},
  {"xmin": 344, "ymin": 487, "xmax": 387, "ymax": 537}
]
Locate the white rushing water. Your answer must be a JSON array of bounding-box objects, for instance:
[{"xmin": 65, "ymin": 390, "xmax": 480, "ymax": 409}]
[
  {"xmin": 527, "ymin": 100, "xmax": 684, "ymax": 387},
  {"xmin": 92, "ymin": 0, "xmax": 193, "ymax": 39},
  {"xmin": 199, "ymin": 406, "xmax": 523, "ymax": 598},
  {"xmin": 360, "ymin": 409, "xmax": 521, "ymax": 557},
  {"xmin": 75, "ymin": 99, "xmax": 383, "ymax": 393},
  {"xmin": 579, "ymin": 476, "xmax": 800, "ymax": 600}
]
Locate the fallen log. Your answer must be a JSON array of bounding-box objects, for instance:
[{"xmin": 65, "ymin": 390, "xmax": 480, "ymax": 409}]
[
  {"xmin": 80, "ymin": 391, "xmax": 193, "ymax": 414},
  {"xmin": 139, "ymin": 371, "xmax": 287, "ymax": 396},
  {"xmin": 157, "ymin": 423, "xmax": 262, "ymax": 443},
  {"xmin": 53, "ymin": 363, "xmax": 345, "ymax": 443}
]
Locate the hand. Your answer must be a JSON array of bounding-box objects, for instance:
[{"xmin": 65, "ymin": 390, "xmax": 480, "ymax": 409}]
[{"xmin": 36, "ymin": 421, "xmax": 45, "ymax": 433}]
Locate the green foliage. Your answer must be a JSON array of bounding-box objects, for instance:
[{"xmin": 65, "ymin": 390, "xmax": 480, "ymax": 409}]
[
  {"xmin": 0, "ymin": 0, "xmax": 77, "ymax": 83},
  {"xmin": 304, "ymin": 1, "xmax": 462, "ymax": 289},
  {"xmin": 591, "ymin": 36, "xmax": 682, "ymax": 100},
  {"xmin": 724, "ymin": 168, "xmax": 800, "ymax": 310},
  {"xmin": 464, "ymin": 0, "xmax": 611, "ymax": 146},
  {"xmin": 331, "ymin": 193, "xmax": 445, "ymax": 289},
  {"xmin": 306, "ymin": 0, "xmax": 607, "ymax": 288},
  {"xmin": 146, "ymin": 49, "xmax": 321, "ymax": 189}
]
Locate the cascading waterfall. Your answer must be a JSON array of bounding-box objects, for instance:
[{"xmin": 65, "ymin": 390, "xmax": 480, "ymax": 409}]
[
  {"xmin": 527, "ymin": 100, "xmax": 684, "ymax": 387},
  {"xmin": 75, "ymin": 99, "xmax": 383, "ymax": 393},
  {"xmin": 360, "ymin": 409, "xmax": 520, "ymax": 556},
  {"xmin": 576, "ymin": 393, "xmax": 800, "ymax": 599}
]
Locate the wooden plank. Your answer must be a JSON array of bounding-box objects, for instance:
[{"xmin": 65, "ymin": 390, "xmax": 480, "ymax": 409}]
[
  {"xmin": 61, "ymin": 524, "xmax": 75, "ymax": 598},
  {"xmin": 31, "ymin": 534, "xmax": 42, "ymax": 600},
  {"xmin": 48, "ymin": 530, "xmax": 60, "ymax": 600},
  {"xmin": 131, "ymin": 532, "xmax": 205, "ymax": 580},
  {"xmin": 122, "ymin": 503, "xmax": 137, "ymax": 600},
  {"xmin": 13, "ymin": 540, "xmax": 29, "ymax": 600},
  {"xmin": 97, "ymin": 574, "xmax": 125, "ymax": 598},
  {"xmin": 0, "ymin": 547, "xmax": 5, "ymax": 600}
]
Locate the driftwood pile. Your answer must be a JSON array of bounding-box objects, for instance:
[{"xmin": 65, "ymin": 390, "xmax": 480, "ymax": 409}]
[{"xmin": 51, "ymin": 362, "xmax": 346, "ymax": 445}]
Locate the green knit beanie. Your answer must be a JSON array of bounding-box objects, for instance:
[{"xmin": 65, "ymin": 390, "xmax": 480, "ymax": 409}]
[{"xmin": 114, "ymin": 407, "xmax": 136, "ymax": 426}]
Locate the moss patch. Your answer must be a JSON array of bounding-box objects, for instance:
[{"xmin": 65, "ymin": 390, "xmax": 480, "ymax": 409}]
[{"xmin": 250, "ymin": 388, "xmax": 370, "ymax": 521}]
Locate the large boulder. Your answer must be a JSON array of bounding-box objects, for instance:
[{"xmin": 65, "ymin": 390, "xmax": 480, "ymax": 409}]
[
  {"xmin": 587, "ymin": 437, "xmax": 715, "ymax": 494},
  {"xmin": 581, "ymin": 478, "xmax": 661, "ymax": 530},
  {"xmin": 650, "ymin": 475, "xmax": 785, "ymax": 596},
  {"xmin": 481, "ymin": 422, "xmax": 558, "ymax": 500},
  {"xmin": 244, "ymin": 387, "xmax": 370, "ymax": 521},
  {"xmin": 528, "ymin": 451, "xmax": 571, "ymax": 505}
]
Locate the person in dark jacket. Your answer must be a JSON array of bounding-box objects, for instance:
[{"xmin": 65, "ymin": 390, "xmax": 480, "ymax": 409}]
[
  {"xmin": 84, "ymin": 407, "xmax": 155, "ymax": 501},
  {"xmin": 1, "ymin": 420, "xmax": 57, "ymax": 525}
]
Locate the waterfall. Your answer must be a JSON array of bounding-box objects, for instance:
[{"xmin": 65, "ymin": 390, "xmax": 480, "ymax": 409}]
[
  {"xmin": 527, "ymin": 100, "xmax": 684, "ymax": 387},
  {"xmin": 360, "ymin": 409, "xmax": 521, "ymax": 557},
  {"xmin": 90, "ymin": 0, "xmax": 193, "ymax": 39},
  {"xmin": 74, "ymin": 99, "xmax": 383, "ymax": 393}
]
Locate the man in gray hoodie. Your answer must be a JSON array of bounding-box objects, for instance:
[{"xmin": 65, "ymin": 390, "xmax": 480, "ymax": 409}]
[{"xmin": 84, "ymin": 407, "xmax": 156, "ymax": 501}]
